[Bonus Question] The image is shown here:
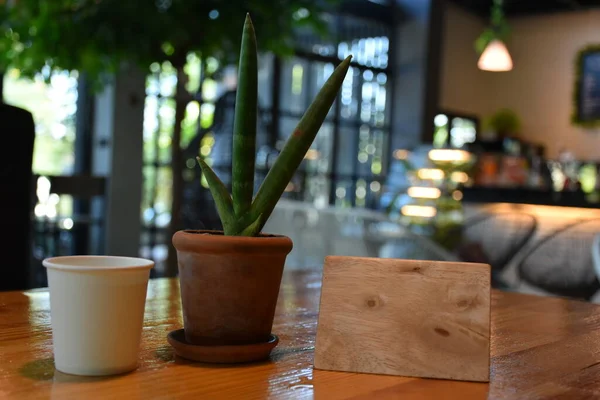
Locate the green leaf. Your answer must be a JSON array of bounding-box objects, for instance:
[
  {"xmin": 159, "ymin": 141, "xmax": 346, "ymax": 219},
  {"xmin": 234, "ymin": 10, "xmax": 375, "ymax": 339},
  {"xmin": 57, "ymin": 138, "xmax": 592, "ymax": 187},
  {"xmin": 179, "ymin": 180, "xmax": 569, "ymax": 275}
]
[
  {"xmin": 237, "ymin": 214, "xmax": 265, "ymax": 237},
  {"xmin": 196, "ymin": 157, "xmax": 235, "ymax": 233},
  {"xmin": 249, "ymin": 56, "xmax": 352, "ymax": 231},
  {"xmin": 232, "ymin": 13, "xmax": 258, "ymax": 217}
]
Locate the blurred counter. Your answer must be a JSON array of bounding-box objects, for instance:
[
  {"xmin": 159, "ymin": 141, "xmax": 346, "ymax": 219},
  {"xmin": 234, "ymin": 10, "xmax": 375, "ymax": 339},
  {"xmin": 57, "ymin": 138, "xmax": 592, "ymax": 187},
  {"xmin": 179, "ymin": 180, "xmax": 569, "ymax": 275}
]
[{"xmin": 462, "ymin": 186, "xmax": 599, "ymax": 209}]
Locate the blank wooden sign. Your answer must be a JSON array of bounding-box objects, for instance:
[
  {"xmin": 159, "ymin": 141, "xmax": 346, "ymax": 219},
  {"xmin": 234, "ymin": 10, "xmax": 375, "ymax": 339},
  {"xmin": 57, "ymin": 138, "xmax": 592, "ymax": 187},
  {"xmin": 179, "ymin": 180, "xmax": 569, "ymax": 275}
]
[{"xmin": 314, "ymin": 256, "xmax": 491, "ymax": 382}]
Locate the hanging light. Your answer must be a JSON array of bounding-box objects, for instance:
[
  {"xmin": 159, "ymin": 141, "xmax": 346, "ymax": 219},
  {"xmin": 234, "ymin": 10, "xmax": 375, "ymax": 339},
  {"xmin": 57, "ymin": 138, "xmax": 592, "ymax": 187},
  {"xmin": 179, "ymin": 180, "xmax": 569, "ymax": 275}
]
[
  {"xmin": 476, "ymin": 0, "xmax": 513, "ymax": 72},
  {"xmin": 478, "ymin": 39, "xmax": 513, "ymax": 71}
]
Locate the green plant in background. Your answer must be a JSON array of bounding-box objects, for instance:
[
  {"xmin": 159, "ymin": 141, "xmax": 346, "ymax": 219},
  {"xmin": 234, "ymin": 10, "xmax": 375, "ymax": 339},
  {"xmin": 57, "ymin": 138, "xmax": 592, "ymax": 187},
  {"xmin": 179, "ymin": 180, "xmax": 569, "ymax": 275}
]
[
  {"xmin": 197, "ymin": 15, "xmax": 351, "ymax": 236},
  {"xmin": 484, "ymin": 108, "xmax": 522, "ymax": 137},
  {"xmin": 475, "ymin": 0, "xmax": 511, "ymax": 54}
]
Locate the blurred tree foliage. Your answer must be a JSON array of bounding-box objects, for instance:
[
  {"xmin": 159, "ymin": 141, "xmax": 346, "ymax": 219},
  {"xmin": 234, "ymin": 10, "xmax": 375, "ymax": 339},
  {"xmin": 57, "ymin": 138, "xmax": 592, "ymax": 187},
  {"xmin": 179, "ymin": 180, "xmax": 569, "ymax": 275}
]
[
  {"xmin": 0, "ymin": 0, "xmax": 337, "ymax": 275},
  {"xmin": 0, "ymin": 0, "xmax": 335, "ymax": 87},
  {"xmin": 483, "ymin": 108, "xmax": 522, "ymax": 137}
]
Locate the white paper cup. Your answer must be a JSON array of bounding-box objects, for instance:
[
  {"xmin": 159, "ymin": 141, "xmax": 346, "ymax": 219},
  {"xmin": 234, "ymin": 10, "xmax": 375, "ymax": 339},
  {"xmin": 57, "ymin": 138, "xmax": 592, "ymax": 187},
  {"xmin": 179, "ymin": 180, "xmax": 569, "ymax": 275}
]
[{"xmin": 43, "ymin": 256, "xmax": 154, "ymax": 376}]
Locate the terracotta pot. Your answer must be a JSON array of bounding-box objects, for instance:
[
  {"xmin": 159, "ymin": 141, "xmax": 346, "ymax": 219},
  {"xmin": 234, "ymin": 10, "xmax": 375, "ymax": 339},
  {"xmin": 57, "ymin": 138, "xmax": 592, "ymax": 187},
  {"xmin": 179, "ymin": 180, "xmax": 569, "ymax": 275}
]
[{"xmin": 172, "ymin": 230, "xmax": 293, "ymax": 346}]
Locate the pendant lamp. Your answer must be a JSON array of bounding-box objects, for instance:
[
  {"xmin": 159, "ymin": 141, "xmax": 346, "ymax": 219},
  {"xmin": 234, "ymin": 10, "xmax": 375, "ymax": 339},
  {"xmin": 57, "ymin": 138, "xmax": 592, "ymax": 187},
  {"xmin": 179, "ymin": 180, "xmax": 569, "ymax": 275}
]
[
  {"xmin": 478, "ymin": 39, "xmax": 513, "ymax": 71},
  {"xmin": 477, "ymin": 0, "xmax": 513, "ymax": 72}
]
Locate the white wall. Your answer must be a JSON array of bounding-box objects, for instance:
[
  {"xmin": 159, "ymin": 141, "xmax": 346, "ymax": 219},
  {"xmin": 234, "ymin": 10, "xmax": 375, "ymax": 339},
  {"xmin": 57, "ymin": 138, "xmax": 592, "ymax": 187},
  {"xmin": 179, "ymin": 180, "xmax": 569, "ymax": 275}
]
[{"xmin": 441, "ymin": 2, "xmax": 600, "ymax": 159}]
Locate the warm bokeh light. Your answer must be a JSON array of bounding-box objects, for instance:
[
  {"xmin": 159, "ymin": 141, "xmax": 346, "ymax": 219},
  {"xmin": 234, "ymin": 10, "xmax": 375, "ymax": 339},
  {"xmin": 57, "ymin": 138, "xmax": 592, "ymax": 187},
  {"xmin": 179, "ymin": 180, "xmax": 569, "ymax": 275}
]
[
  {"xmin": 407, "ymin": 186, "xmax": 441, "ymax": 199},
  {"xmin": 393, "ymin": 149, "xmax": 409, "ymax": 160},
  {"xmin": 452, "ymin": 190, "xmax": 463, "ymax": 201},
  {"xmin": 304, "ymin": 149, "xmax": 320, "ymax": 160},
  {"xmin": 428, "ymin": 149, "xmax": 472, "ymax": 163},
  {"xmin": 478, "ymin": 40, "xmax": 513, "ymax": 72},
  {"xmin": 417, "ymin": 168, "xmax": 444, "ymax": 180},
  {"xmin": 401, "ymin": 205, "xmax": 437, "ymax": 218},
  {"xmin": 284, "ymin": 183, "xmax": 296, "ymax": 192},
  {"xmin": 451, "ymin": 171, "xmax": 469, "ymax": 183},
  {"xmin": 483, "ymin": 203, "xmax": 596, "ymax": 220}
]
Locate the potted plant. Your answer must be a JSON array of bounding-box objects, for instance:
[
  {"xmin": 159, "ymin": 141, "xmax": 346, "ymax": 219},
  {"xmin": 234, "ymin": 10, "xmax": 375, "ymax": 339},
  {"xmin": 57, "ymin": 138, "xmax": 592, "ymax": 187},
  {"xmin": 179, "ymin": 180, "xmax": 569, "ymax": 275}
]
[
  {"xmin": 168, "ymin": 14, "xmax": 351, "ymax": 363},
  {"xmin": 483, "ymin": 108, "xmax": 522, "ymax": 139}
]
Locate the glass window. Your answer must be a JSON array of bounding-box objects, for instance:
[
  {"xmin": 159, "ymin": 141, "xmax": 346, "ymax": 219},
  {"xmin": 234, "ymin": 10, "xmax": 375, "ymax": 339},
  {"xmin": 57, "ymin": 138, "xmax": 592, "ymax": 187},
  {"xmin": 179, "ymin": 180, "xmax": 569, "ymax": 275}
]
[
  {"xmin": 3, "ymin": 69, "xmax": 78, "ymax": 175},
  {"xmin": 280, "ymin": 11, "xmax": 393, "ymax": 208}
]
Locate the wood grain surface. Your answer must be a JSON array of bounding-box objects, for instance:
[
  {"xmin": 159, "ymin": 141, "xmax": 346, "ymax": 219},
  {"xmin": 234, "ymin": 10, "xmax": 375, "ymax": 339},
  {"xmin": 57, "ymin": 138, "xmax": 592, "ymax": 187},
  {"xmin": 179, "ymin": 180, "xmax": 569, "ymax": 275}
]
[
  {"xmin": 1, "ymin": 271, "xmax": 600, "ymax": 399},
  {"xmin": 314, "ymin": 256, "xmax": 490, "ymax": 382}
]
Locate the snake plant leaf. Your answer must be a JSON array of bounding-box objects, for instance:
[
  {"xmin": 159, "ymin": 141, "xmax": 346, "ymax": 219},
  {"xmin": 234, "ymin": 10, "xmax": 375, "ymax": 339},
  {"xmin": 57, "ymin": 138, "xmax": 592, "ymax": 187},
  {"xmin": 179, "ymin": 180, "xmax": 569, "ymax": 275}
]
[
  {"xmin": 192, "ymin": 16, "xmax": 351, "ymax": 237},
  {"xmin": 237, "ymin": 213, "xmax": 265, "ymax": 237},
  {"xmin": 196, "ymin": 157, "xmax": 235, "ymax": 233},
  {"xmin": 232, "ymin": 13, "xmax": 258, "ymax": 217},
  {"xmin": 249, "ymin": 55, "xmax": 352, "ymax": 231}
]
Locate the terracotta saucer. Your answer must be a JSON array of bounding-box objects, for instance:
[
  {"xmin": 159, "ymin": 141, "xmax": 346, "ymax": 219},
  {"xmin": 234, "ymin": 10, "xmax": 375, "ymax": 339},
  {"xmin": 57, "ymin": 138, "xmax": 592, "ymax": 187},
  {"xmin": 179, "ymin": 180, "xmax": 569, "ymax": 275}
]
[{"xmin": 167, "ymin": 329, "xmax": 279, "ymax": 364}]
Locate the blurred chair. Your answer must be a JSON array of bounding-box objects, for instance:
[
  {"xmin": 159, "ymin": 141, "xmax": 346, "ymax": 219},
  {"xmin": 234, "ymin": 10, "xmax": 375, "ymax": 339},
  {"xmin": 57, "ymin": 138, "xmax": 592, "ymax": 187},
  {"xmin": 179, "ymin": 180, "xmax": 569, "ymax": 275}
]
[
  {"xmin": 30, "ymin": 175, "xmax": 110, "ymax": 287},
  {"xmin": 457, "ymin": 212, "xmax": 537, "ymax": 289},
  {"xmin": 518, "ymin": 219, "xmax": 600, "ymax": 301},
  {"xmin": 1, "ymin": 103, "xmax": 35, "ymax": 291},
  {"xmin": 592, "ymin": 233, "xmax": 600, "ymax": 284}
]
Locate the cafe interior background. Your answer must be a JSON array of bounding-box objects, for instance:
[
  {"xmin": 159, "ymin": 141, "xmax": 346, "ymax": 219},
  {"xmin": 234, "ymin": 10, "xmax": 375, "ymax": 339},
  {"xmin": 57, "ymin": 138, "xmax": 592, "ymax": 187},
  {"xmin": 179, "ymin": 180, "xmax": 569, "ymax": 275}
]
[{"xmin": 3, "ymin": 0, "xmax": 600, "ymax": 300}]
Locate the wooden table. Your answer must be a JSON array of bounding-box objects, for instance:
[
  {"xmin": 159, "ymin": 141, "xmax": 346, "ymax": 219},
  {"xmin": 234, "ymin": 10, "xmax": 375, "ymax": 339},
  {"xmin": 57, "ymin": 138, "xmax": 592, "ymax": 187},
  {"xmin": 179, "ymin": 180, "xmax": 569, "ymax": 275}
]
[{"xmin": 2, "ymin": 271, "xmax": 600, "ymax": 399}]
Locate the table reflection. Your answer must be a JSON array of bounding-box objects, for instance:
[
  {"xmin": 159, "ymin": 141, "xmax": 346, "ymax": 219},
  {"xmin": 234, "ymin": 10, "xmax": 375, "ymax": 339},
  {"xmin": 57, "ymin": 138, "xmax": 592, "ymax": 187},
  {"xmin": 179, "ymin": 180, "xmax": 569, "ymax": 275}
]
[{"xmin": 264, "ymin": 200, "xmax": 457, "ymax": 270}]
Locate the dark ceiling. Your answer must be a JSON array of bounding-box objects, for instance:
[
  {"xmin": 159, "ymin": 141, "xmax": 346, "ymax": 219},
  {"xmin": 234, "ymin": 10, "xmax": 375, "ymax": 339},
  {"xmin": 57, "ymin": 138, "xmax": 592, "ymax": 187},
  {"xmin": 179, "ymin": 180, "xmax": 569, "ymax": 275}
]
[{"xmin": 450, "ymin": 0, "xmax": 600, "ymax": 17}]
